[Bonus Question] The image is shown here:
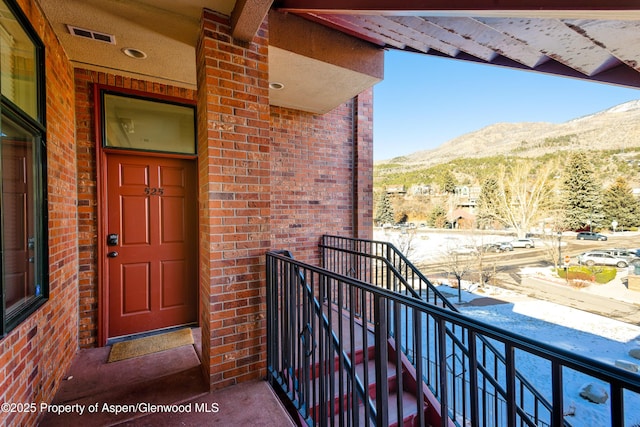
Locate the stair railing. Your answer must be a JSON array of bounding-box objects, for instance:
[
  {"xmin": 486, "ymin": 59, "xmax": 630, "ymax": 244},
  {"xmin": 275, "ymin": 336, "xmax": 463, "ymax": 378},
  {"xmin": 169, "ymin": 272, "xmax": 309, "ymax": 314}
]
[
  {"xmin": 266, "ymin": 250, "xmax": 377, "ymax": 425},
  {"xmin": 267, "ymin": 249, "xmax": 640, "ymax": 427},
  {"xmin": 320, "ymin": 235, "xmax": 569, "ymax": 427},
  {"xmin": 320, "ymin": 234, "xmax": 456, "ymax": 309}
]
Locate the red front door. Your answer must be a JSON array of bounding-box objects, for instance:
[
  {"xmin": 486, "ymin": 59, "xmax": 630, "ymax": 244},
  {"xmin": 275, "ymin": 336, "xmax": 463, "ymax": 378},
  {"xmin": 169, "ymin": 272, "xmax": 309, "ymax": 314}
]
[{"xmin": 106, "ymin": 153, "xmax": 197, "ymax": 338}]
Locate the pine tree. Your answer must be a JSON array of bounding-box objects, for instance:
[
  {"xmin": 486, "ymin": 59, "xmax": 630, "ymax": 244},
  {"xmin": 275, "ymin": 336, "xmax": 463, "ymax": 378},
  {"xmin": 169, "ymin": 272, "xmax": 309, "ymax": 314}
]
[
  {"xmin": 428, "ymin": 205, "xmax": 448, "ymax": 228},
  {"xmin": 476, "ymin": 177, "xmax": 502, "ymax": 229},
  {"xmin": 602, "ymin": 177, "xmax": 640, "ymax": 230},
  {"xmin": 374, "ymin": 192, "xmax": 394, "ymax": 226},
  {"xmin": 560, "ymin": 152, "xmax": 603, "ymax": 231},
  {"xmin": 440, "ymin": 169, "xmax": 457, "ymax": 194}
]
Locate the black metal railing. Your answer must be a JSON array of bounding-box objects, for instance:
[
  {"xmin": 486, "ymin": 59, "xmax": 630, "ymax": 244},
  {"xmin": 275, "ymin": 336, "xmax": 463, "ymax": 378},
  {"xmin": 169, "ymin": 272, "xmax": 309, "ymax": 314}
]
[
  {"xmin": 320, "ymin": 234, "xmax": 455, "ymax": 308},
  {"xmin": 267, "ymin": 250, "xmax": 640, "ymax": 426},
  {"xmin": 267, "ymin": 250, "xmax": 427, "ymax": 426},
  {"xmin": 320, "ymin": 235, "xmax": 567, "ymax": 426}
]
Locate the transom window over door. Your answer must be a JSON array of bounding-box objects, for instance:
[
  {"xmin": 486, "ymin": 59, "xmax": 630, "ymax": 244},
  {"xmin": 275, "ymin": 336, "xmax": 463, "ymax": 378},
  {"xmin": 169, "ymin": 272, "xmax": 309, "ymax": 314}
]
[
  {"xmin": 0, "ymin": 0, "xmax": 47, "ymax": 336},
  {"xmin": 102, "ymin": 92, "xmax": 196, "ymax": 155}
]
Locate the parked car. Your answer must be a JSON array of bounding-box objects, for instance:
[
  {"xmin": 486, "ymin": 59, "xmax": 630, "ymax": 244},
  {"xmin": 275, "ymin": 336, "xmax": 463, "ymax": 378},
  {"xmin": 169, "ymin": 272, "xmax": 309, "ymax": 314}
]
[
  {"xmin": 481, "ymin": 243, "xmax": 502, "ymax": 253},
  {"xmin": 576, "ymin": 231, "xmax": 607, "ymax": 241},
  {"xmin": 449, "ymin": 245, "xmax": 478, "ymax": 256},
  {"xmin": 511, "ymin": 238, "xmax": 535, "ymax": 248},
  {"xmin": 499, "ymin": 242, "xmax": 514, "ymax": 251},
  {"xmin": 480, "ymin": 242, "xmax": 514, "ymax": 253},
  {"xmin": 577, "ymin": 251, "xmax": 628, "ymax": 268},
  {"xmin": 600, "ymin": 248, "xmax": 640, "ymax": 263}
]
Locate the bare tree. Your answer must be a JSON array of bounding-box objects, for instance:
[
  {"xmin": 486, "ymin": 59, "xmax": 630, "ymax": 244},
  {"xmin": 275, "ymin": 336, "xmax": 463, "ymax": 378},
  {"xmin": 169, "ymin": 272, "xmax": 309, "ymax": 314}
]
[
  {"xmin": 385, "ymin": 227, "xmax": 417, "ymax": 260},
  {"xmin": 540, "ymin": 215, "xmax": 565, "ymax": 269},
  {"xmin": 475, "ymin": 247, "xmax": 503, "ymax": 287},
  {"xmin": 442, "ymin": 249, "xmax": 476, "ymax": 303},
  {"xmin": 451, "ymin": 232, "xmax": 496, "ymax": 289},
  {"xmin": 482, "ymin": 159, "xmax": 559, "ymax": 238}
]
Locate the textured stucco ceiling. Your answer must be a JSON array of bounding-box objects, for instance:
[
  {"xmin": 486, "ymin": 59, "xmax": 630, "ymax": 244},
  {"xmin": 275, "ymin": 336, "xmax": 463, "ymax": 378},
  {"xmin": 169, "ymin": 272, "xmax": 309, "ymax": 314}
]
[{"xmin": 36, "ymin": 0, "xmax": 381, "ymax": 113}]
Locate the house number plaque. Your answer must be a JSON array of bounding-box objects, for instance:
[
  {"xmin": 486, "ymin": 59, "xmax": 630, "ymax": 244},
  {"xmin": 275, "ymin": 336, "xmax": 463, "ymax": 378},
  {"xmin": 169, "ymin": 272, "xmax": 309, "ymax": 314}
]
[{"xmin": 144, "ymin": 187, "xmax": 164, "ymax": 196}]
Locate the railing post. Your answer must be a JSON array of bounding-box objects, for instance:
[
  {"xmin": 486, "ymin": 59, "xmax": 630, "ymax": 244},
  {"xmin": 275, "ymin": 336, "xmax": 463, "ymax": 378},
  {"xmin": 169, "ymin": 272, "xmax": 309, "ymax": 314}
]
[
  {"xmin": 506, "ymin": 343, "xmax": 516, "ymax": 427},
  {"xmin": 265, "ymin": 254, "xmax": 275, "ymax": 385},
  {"xmin": 374, "ymin": 294, "xmax": 389, "ymax": 427},
  {"xmin": 393, "ymin": 301, "xmax": 405, "ymax": 423},
  {"xmin": 413, "ymin": 309, "xmax": 425, "ymax": 426},
  {"xmin": 468, "ymin": 330, "xmax": 479, "ymax": 426},
  {"xmin": 437, "ymin": 317, "xmax": 449, "ymax": 427},
  {"xmin": 551, "ymin": 360, "xmax": 564, "ymax": 427},
  {"xmin": 610, "ymin": 382, "xmax": 623, "ymax": 427},
  {"xmin": 386, "ymin": 244, "xmax": 392, "ymax": 291}
]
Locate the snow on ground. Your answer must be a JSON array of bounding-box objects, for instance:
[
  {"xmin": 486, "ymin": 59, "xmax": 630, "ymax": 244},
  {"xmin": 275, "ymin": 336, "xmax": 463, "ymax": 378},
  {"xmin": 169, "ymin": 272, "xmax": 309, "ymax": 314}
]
[
  {"xmin": 374, "ymin": 228, "xmax": 510, "ymax": 263},
  {"xmin": 374, "ymin": 229, "xmax": 640, "ymax": 426},
  {"xmin": 374, "ymin": 228, "xmax": 555, "ymax": 264},
  {"xmin": 436, "ymin": 282, "xmax": 640, "ymax": 426}
]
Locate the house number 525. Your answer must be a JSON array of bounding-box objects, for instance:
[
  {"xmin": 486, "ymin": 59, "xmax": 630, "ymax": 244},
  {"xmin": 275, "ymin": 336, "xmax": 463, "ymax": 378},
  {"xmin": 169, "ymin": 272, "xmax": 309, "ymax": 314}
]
[{"xmin": 144, "ymin": 187, "xmax": 164, "ymax": 196}]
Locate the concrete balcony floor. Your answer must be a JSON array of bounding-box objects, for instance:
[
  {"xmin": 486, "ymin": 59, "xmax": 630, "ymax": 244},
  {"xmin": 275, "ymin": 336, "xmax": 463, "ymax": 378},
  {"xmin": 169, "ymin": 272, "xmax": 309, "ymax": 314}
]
[{"xmin": 39, "ymin": 328, "xmax": 296, "ymax": 426}]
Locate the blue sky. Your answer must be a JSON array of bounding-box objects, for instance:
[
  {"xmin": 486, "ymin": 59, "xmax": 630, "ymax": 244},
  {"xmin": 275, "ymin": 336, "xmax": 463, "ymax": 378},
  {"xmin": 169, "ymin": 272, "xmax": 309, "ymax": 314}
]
[{"xmin": 373, "ymin": 50, "xmax": 640, "ymax": 161}]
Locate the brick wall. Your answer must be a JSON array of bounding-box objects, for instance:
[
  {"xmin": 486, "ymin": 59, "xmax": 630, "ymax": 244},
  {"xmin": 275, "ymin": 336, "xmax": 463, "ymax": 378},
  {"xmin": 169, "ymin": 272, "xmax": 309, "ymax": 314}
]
[
  {"xmin": 354, "ymin": 88, "xmax": 374, "ymax": 240},
  {"xmin": 196, "ymin": 9, "xmax": 374, "ymax": 389},
  {"xmin": 270, "ymin": 102, "xmax": 357, "ymax": 264},
  {"xmin": 0, "ymin": 0, "xmax": 78, "ymax": 425},
  {"xmin": 0, "ymin": 0, "xmax": 375, "ymax": 415},
  {"xmin": 74, "ymin": 70, "xmax": 196, "ymax": 348},
  {"xmin": 270, "ymin": 88, "xmax": 374, "ymax": 264},
  {"xmin": 196, "ymin": 10, "xmax": 271, "ymax": 390}
]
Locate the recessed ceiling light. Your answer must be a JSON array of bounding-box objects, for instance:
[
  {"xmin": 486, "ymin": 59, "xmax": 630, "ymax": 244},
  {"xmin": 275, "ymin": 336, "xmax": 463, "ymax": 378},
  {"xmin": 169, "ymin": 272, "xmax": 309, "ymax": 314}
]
[
  {"xmin": 122, "ymin": 48, "xmax": 147, "ymax": 59},
  {"xmin": 269, "ymin": 82, "xmax": 284, "ymax": 90}
]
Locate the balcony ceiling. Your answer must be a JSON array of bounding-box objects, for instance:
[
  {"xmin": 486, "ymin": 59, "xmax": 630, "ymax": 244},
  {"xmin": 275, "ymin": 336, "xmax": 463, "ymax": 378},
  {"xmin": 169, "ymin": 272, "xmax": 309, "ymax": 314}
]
[
  {"xmin": 276, "ymin": 0, "xmax": 640, "ymax": 89},
  {"xmin": 36, "ymin": 0, "xmax": 640, "ymax": 114}
]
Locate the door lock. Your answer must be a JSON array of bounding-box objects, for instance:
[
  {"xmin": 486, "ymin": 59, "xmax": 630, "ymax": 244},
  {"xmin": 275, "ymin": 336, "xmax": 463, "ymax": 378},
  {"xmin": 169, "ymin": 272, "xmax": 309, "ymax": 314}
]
[{"xmin": 107, "ymin": 234, "xmax": 119, "ymax": 246}]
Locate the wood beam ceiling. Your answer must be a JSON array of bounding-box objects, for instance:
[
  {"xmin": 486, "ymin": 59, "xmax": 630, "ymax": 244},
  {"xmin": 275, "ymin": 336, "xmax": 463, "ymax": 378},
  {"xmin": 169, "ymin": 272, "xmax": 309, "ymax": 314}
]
[
  {"xmin": 231, "ymin": 0, "xmax": 274, "ymax": 42},
  {"xmin": 275, "ymin": 0, "xmax": 640, "ymax": 14}
]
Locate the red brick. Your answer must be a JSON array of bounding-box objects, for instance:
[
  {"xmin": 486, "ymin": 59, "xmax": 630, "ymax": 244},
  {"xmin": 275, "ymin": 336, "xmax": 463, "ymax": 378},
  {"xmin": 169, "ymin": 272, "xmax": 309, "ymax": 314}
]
[
  {"xmin": 3, "ymin": 3, "xmax": 375, "ymax": 408},
  {"xmin": 1, "ymin": 4, "xmax": 79, "ymax": 425}
]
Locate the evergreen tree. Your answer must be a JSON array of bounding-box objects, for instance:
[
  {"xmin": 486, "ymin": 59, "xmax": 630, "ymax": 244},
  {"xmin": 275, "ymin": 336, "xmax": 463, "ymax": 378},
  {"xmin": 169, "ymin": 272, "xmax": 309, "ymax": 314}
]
[
  {"xmin": 428, "ymin": 205, "xmax": 448, "ymax": 228},
  {"xmin": 602, "ymin": 177, "xmax": 640, "ymax": 230},
  {"xmin": 560, "ymin": 152, "xmax": 603, "ymax": 231},
  {"xmin": 476, "ymin": 177, "xmax": 502, "ymax": 229},
  {"xmin": 440, "ymin": 169, "xmax": 457, "ymax": 194},
  {"xmin": 374, "ymin": 192, "xmax": 394, "ymax": 226}
]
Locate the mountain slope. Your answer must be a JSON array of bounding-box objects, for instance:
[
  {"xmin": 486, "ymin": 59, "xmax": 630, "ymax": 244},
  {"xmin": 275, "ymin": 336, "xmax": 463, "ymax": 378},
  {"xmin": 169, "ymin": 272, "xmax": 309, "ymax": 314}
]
[{"xmin": 378, "ymin": 99, "xmax": 640, "ymax": 169}]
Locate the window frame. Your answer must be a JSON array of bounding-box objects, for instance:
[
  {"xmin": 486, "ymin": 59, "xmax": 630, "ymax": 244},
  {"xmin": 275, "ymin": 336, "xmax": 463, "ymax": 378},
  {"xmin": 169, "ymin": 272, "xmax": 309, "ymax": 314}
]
[
  {"xmin": 100, "ymin": 89, "xmax": 197, "ymax": 156},
  {"xmin": 0, "ymin": 0, "xmax": 47, "ymax": 337}
]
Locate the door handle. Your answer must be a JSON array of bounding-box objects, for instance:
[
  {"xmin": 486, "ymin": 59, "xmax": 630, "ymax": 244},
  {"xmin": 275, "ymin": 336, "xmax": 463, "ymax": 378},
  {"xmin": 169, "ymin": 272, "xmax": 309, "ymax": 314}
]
[{"xmin": 107, "ymin": 251, "xmax": 119, "ymax": 258}]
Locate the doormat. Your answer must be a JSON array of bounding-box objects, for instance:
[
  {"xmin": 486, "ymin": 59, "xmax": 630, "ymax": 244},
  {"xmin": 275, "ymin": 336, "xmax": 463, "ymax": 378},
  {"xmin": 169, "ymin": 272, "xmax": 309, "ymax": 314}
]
[{"xmin": 107, "ymin": 328, "xmax": 194, "ymax": 363}]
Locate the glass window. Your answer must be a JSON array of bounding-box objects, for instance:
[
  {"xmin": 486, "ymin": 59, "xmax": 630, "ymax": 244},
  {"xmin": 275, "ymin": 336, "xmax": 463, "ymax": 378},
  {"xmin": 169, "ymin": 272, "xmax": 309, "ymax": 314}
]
[
  {"xmin": 0, "ymin": 0, "xmax": 46, "ymax": 336},
  {"xmin": 103, "ymin": 93, "xmax": 196, "ymax": 154},
  {"xmin": 0, "ymin": 0, "xmax": 38, "ymax": 119},
  {"xmin": 2, "ymin": 114, "xmax": 45, "ymax": 321}
]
